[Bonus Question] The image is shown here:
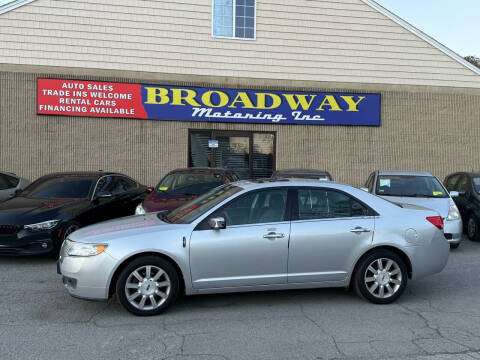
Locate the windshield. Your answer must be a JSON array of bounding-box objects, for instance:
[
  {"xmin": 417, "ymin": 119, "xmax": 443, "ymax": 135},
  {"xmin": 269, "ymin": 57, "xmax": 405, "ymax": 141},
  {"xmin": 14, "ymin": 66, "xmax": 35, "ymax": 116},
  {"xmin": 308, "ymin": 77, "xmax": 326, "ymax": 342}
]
[
  {"xmin": 161, "ymin": 184, "xmax": 242, "ymax": 224},
  {"xmin": 473, "ymin": 178, "xmax": 480, "ymax": 194},
  {"xmin": 376, "ymin": 175, "xmax": 448, "ymax": 198},
  {"xmin": 157, "ymin": 172, "xmax": 223, "ymax": 196},
  {"xmin": 20, "ymin": 176, "xmax": 96, "ymax": 199}
]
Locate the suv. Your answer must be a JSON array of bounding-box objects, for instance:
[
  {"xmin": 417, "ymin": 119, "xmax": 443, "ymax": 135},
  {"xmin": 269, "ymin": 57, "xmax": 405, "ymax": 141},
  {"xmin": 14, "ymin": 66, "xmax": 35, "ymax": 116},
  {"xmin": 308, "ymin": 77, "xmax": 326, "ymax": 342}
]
[
  {"xmin": 135, "ymin": 168, "xmax": 240, "ymax": 214},
  {"xmin": 0, "ymin": 171, "xmax": 30, "ymax": 201},
  {"xmin": 364, "ymin": 170, "xmax": 462, "ymax": 248},
  {"xmin": 444, "ymin": 172, "xmax": 480, "ymax": 241},
  {"xmin": 272, "ymin": 169, "xmax": 333, "ymax": 181}
]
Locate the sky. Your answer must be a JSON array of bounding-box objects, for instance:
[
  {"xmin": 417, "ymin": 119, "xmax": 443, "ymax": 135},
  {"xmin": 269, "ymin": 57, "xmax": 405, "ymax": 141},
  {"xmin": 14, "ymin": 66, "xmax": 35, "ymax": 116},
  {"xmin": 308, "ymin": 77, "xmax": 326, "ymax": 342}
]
[{"xmin": 375, "ymin": 0, "xmax": 480, "ymax": 57}]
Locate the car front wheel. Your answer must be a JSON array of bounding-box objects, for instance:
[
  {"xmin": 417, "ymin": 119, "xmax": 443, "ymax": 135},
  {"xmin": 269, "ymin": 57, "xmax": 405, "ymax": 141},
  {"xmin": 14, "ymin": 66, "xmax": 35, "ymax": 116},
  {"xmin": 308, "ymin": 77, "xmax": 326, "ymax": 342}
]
[
  {"xmin": 354, "ymin": 250, "xmax": 408, "ymax": 304},
  {"xmin": 116, "ymin": 256, "xmax": 179, "ymax": 316}
]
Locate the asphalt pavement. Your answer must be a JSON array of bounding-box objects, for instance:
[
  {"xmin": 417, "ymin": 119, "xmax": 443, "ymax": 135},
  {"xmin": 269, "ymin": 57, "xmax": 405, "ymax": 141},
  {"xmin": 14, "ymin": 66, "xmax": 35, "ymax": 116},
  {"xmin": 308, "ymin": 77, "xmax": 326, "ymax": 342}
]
[{"xmin": 1, "ymin": 237, "xmax": 480, "ymax": 360}]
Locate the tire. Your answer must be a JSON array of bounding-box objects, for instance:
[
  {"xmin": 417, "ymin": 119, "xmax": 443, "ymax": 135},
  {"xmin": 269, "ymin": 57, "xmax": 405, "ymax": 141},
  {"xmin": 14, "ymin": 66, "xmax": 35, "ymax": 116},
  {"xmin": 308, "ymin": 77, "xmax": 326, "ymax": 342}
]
[
  {"xmin": 450, "ymin": 243, "xmax": 460, "ymax": 249},
  {"xmin": 353, "ymin": 250, "xmax": 408, "ymax": 304},
  {"xmin": 467, "ymin": 215, "xmax": 480, "ymax": 241},
  {"xmin": 116, "ymin": 256, "xmax": 179, "ymax": 316}
]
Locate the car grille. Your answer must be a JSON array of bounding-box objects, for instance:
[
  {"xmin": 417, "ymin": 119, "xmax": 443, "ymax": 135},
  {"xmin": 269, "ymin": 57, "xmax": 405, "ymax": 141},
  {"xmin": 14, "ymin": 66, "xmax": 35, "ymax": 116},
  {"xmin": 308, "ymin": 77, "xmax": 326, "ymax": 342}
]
[{"xmin": 0, "ymin": 225, "xmax": 23, "ymax": 235}]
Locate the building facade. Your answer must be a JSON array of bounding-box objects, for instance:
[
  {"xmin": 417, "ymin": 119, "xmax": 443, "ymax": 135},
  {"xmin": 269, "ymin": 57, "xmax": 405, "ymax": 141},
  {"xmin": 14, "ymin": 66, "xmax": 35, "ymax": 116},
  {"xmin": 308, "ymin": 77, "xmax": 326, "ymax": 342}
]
[{"xmin": 1, "ymin": 0, "xmax": 480, "ymax": 187}]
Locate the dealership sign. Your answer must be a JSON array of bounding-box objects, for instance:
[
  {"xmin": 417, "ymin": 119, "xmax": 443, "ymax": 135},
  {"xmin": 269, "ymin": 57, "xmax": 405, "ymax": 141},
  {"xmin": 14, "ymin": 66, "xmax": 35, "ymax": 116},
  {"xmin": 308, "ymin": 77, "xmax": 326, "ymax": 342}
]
[{"xmin": 37, "ymin": 79, "xmax": 381, "ymax": 126}]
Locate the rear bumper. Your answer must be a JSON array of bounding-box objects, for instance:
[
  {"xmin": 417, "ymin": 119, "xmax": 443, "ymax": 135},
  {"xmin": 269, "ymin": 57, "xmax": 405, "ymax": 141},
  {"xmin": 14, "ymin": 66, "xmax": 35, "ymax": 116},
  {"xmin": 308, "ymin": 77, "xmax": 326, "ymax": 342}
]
[{"xmin": 408, "ymin": 231, "xmax": 450, "ymax": 280}]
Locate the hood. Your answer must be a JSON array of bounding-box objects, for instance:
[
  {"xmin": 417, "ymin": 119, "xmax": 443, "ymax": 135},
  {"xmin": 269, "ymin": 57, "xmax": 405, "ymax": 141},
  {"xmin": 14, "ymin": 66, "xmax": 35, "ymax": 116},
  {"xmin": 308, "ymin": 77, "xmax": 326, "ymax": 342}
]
[
  {"xmin": 0, "ymin": 196, "xmax": 88, "ymax": 225},
  {"xmin": 69, "ymin": 212, "xmax": 192, "ymax": 244},
  {"xmin": 142, "ymin": 192, "xmax": 197, "ymax": 212},
  {"xmin": 380, "ymin": 195, "xmax": 453, "ymax": 218}
]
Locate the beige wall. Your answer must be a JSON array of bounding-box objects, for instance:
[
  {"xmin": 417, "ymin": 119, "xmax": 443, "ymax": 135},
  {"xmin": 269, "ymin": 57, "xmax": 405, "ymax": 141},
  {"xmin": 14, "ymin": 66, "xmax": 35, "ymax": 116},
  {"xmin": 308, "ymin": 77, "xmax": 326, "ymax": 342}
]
[
  {"xmin": 0, "ymin": 0, "xmax": 479, "ymax": 88},
  {"xmin": 1, "ymin": 66, "xmax": 480, "ymax": 188}
]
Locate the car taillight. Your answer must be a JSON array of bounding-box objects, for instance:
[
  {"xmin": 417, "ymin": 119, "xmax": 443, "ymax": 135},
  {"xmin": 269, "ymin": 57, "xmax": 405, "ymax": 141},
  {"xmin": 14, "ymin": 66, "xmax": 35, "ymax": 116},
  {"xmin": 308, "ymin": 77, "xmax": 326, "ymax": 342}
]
[{"xmin": 426, "ymin": 216, "xmax": 444, "ymax": 230}]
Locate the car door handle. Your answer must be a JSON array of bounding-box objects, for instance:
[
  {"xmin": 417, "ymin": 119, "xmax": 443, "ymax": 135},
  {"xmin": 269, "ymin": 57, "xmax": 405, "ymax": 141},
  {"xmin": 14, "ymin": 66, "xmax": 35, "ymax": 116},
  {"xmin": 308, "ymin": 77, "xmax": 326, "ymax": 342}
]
[
  {"xmin": 350, "ymin": 227, "xmax": 371, "ymax": 233},
  {"xmin": 263, "ymin": 232, "xmax": 285, "ymax": 239}
]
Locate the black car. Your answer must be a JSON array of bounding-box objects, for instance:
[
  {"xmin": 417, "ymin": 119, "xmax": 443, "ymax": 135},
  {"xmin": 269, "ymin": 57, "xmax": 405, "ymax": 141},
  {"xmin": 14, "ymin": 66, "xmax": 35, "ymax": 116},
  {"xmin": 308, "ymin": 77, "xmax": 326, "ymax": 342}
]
[
  {"xmin": 272, "ymin": 169, "xmax": 333, "ymax": 181},
  {"xmin": 0, "ymin": 172, "xmax": 150, "ymax": 256},
  {"xmin": 444, "ymin": 172, "xmax": 480, "ymax": 241}
]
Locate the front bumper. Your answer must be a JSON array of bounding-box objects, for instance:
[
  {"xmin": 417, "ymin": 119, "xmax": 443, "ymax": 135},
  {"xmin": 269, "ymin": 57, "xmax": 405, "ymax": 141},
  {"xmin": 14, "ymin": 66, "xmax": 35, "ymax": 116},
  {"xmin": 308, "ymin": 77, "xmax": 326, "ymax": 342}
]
[
  {"xmin": 58, "ymin": 245, "xmax": 117, "ymax": 301},
  {"xmin": 444, "ymin": 218, "xmax": 463, "ymax": 245},
  {"xmin": 0, "ymin": 227, "xmax": 60, "ymax": 255}
]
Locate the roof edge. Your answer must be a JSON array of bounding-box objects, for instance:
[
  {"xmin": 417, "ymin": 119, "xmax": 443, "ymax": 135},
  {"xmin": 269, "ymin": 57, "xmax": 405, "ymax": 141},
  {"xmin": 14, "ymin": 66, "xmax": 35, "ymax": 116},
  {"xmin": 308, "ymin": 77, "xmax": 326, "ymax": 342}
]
[
  {"xmin": 360, "ymin": 0, "xmax": 480, "ymax": 77},
  {"xmin": 0, "ymin": 0, "xmax": 36, "ymax": 15}
]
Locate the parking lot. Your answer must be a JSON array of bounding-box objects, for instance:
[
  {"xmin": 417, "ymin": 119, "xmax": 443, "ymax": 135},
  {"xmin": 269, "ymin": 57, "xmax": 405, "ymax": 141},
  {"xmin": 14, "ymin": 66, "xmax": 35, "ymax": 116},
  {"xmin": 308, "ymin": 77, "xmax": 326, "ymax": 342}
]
[{"xmin": 0, "ymin": 237, "xmax": 479, "ymax": 360}]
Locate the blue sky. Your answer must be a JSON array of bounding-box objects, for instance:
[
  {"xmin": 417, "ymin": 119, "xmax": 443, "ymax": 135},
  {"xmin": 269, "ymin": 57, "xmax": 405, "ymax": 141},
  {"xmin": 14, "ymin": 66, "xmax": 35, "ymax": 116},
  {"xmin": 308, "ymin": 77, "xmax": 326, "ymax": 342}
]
[{"xmin": 375, "ymin": 0, "xmax": 480, "ymax": 57}]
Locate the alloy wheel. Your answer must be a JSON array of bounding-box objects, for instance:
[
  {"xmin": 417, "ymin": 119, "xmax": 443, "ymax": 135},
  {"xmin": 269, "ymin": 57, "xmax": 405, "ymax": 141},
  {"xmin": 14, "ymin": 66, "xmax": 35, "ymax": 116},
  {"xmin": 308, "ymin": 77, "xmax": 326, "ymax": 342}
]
[
  {"xmin": 124, "ymin": 265, "xmax": 171, "ymax": 311},
  {"xmin": 364, "ymin": 258, "xmax": 402, "ymax": 299}
]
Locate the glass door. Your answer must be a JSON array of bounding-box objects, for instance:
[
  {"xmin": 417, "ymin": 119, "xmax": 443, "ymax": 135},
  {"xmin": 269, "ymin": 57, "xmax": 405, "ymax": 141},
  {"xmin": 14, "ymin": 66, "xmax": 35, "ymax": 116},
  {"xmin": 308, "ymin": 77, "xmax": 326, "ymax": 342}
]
[
  {"xmin": 189, "ymin": 130, "xmax": 276, "ymax": 180},
  {"xmin": 215, "ymin": 135, "xmax": 251, "ymax": 179}
]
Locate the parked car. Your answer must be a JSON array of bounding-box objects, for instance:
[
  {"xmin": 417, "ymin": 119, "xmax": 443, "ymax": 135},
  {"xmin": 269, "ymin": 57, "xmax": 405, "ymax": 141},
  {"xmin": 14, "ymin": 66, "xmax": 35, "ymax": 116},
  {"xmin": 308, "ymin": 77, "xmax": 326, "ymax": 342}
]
[
  {"xmin": 0, "ymin": 171, "xmax": 30, "ymax": 201},
  {"xmin": 0, "ymin": 171, "xmax": 150, "ymax": 256},
  {"xmin": 135, "ymin": 167, "xmax": 239, "ymax": 215},
  {"xmin": 444, "ymin": 172, "xmax": 480, "ymax": 241},
  {"xmin": 364, "ymin": 170, "xmax": 462, "ymax": 248},
  {"xmin": 272, "ymin": 169, "xmax": 333, "ymax": 181},
  {"xmin": 59, "ymin": 179, "xmax": 449, "ymax": 316}
]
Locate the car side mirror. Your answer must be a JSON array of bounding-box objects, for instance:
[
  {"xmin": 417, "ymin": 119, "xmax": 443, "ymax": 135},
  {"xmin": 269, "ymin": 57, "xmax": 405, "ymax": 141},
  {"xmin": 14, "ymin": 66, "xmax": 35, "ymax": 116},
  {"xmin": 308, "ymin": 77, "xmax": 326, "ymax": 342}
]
[
  {"xmin": 13, "ymin": 189, "xmax": 22, "ymax": 197},
  {"xmin": 146, "ymin": 187, "xmax": 154, "ymax": 194},
  {"xmin": 209, "ymin": 217, "xmax": 226, "ymax": 230},
  {"xmin": 360, "ymin": 187, "xmax": 369, "ymax": 192},
  {"xmin": 96, "ymin": 191, "xmax": 113, "ymax": 199},
  {"xmin": 449, "ymin": 191, "xmax": 460, "ymax": 198}
]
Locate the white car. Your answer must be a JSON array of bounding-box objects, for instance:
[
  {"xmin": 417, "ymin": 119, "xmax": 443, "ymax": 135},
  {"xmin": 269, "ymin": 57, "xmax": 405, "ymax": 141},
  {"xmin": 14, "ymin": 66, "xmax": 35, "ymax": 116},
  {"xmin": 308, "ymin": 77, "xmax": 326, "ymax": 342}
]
[
  {"xmin": 364, "ymin": 170, "xmax": 462, "ymax": 248},
  {"xmin": 0, "ymin": 171, "xmax": 30, "ymax": 201}
]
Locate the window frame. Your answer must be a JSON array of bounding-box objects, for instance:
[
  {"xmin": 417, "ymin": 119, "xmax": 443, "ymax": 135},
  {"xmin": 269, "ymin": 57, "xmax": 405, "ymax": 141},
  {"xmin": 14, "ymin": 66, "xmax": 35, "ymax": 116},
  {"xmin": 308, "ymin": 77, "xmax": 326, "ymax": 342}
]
[
  {"xmin": 211, "ymin": 0, "xmax": 257, "ymax": 41},
  {"xmin": 291, "ymin": 187, "xmax": 378, "ymax": 222}
]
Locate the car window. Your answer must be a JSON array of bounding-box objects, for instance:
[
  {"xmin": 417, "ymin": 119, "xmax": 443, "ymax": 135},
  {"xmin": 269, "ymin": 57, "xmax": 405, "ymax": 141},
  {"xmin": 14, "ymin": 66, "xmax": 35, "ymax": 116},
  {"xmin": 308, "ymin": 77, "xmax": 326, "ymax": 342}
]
[
  {"xmin": 94, "ymin": 176, "xmax": 115, "ymax": 197},
  {"xmin": 365, "ymin": 172, "xmax": 374, "ymax": 192},
  {"xmin": 0, "ymin": 175, "xmax": 13, "ymax": 190},
  {"xmin": 375, "ymin": 175, "xmax": 448, "ymax": 198},
  {"xmin": 157, "ymin": 172, "xmax": 223, "ymax": 196},
  {"xmin": 473, "ymin": 178, "xmax": 480, "ymax": 194},
  {"xmin": 297, "ymin": 188, "xmax": 369, "ymax": 220},
  {"xmin": 445, "ymin": 174, "xmax": 461, "ymax": 190},
  {"xmin": 112, "ymin": 176, "xmax": 138, "ymax": 194},
  {"xmin": 211, "ymin": 188, "xmax": 288, "ymax": 226},
  {"xmin": 457, "ymin": 176, "xmax": 470, "ymax": 193},
  {"xmin": 22, "ymin": 176, "xmax": 95, "ymax": 199}
]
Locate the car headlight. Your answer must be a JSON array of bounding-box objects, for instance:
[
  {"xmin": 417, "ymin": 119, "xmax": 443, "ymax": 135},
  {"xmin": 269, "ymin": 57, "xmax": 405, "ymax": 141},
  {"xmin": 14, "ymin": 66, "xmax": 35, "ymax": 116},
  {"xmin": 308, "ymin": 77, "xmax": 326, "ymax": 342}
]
[
  {"xmin": 67, "ymin": 242, "xmax": 108, "ymax": 257},
  {"xmin": 24, "ymin": 220, "xmax": 60, "ymax": 231},
  {"xmin": 135, "ymin": 203, "xmax": 146, "ymax": 215},
  {"xmin": 447, "ymin": 204, "xmax": 460, "ymax": 221}
]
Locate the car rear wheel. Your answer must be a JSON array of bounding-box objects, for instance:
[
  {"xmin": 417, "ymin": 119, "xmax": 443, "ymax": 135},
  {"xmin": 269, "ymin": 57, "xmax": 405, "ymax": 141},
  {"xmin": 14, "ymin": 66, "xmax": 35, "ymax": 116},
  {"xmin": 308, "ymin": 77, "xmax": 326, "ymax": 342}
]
[
  {"xmin": 116, "ymin": 256, "xmax": 179, "ymax": 316},
  {"xmin": 354, "ymin": 250, "xmax": 407, "ymax": 304},
  {"xmin": 467, "ymin": 215, "xmax": 480, "ymax": 241}
]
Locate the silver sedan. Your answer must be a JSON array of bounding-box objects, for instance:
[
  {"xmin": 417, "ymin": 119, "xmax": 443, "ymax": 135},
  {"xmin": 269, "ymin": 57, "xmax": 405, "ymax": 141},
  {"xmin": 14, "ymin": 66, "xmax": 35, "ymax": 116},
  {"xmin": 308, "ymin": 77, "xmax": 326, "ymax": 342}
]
[{"xmin": 58, "ymin": 180, "xmax": 450, "ymax": 316}]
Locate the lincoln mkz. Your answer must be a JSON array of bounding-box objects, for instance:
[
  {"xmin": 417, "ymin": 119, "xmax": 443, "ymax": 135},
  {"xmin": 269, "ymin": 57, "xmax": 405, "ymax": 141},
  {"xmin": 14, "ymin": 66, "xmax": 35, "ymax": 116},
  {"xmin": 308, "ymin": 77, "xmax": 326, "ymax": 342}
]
[{"xmin": 58, "ymin": 180, "xmax": 449, "ymax": 316}]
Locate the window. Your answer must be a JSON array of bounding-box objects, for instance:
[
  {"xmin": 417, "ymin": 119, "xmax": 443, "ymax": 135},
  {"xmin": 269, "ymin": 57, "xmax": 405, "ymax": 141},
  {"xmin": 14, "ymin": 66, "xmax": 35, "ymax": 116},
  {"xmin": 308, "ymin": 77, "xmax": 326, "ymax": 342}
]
[
  {"xmin": 211, "ymin": 188, "xmax": 288, "ymax": 226},
  {"xmin": 213, "ymin": 0, "xmax": 256, "ymax": 40},
  {"xmin": 297, "ymin": 189, "xmax": 369, "ymax": 220},
  {"xmin": 22, "ymin": 177, "xmax": 95, "ymax": 199},
  {"xmin": 445, "ymin": 174, "xmax": 461, "ymax": 190},
  {"xmin": 113, "ymin": 176, "xmax": 138, "ymax": 194},
  {"xmin": 365, "ymin": 172, "xmax": 375, "ymax": 193},
  {"xmin": 157, "ymin": 172, "xmax": 223, "ymax": 196},
  {"xmin": 375, "ymin": 175, "xmax": 448, "ymax": 198},
  {"xmin": 456, "ymin": 176, "xmax": 470, "ymax": 193},
  {"xmin": 0, "ymin": 173, "xmax": 18, "ymax": 190}
]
